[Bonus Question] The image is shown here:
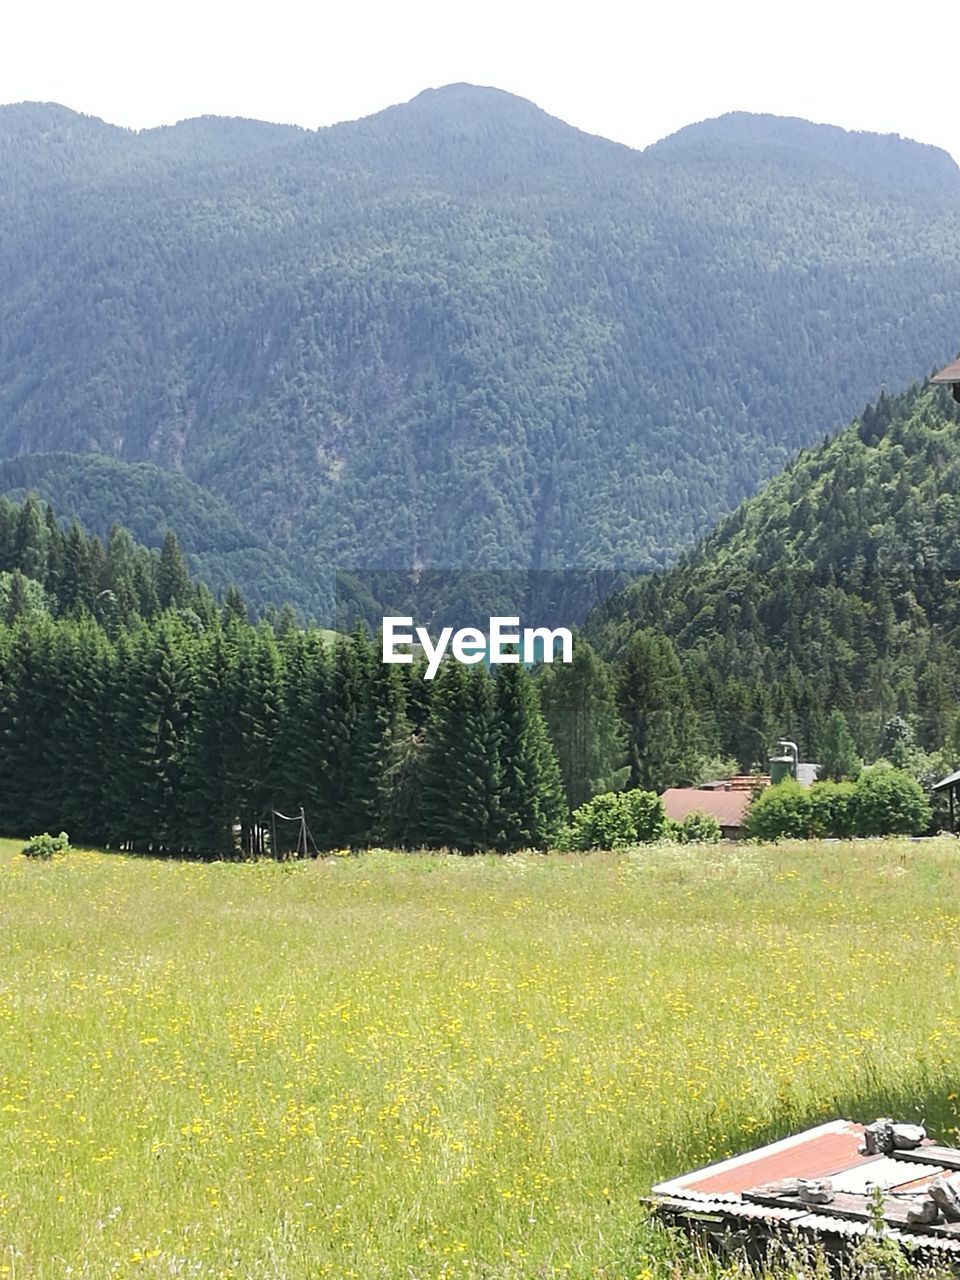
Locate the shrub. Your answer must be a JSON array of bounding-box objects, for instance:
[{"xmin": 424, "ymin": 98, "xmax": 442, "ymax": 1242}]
[
  {"xmin": 22, "ymin": 831, "xmax": 70, "ymax": 860},
  {"xmin": 808, "ymin": 780, "xmax": 857, "ymax": 838},
  {"xmin": 678, "ymin": 811, "xmax": 722, "ymax": 843},
  {"xmin": 852, "ymin": 765, "xmax": 932, "ymax": 837},
  {"xmin": 743, "ymin": 780, "xmax": 811, "ymax": 841},
  {"xmin": 746, "ymin": 768, "xmax": 932, "ymax": 843},
  {"xmin": 565, "ymin": 788, "xmax": 667, "ymax": 850},
  {"xmin": 623, "ymin": 788, "xmax": 669, "ymax": 843},
  {"xmin": 567, "ymin": 792, "xmax": 636, "ymax": 849}
]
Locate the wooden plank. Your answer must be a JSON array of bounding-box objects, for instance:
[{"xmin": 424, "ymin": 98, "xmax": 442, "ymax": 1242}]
[
  {"xmin": 742, "ymin": 1183, "xmax": 960, "ymax": 1240},
  {"xmin": 892, "ymin": 1146, "xmax": 960, "ymax": 1170}
]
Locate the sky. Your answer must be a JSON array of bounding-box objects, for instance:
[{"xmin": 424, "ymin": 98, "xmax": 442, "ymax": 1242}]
[{"xmin": 3, "ymin": 0, "xmax": 959, "ymax": 162}]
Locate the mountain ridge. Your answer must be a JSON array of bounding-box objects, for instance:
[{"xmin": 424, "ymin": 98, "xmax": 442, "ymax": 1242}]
[
  {"xmin": 585, "ymin": 379, "xmax": 960, "ymax": 764},
  {"xmin": 3, "ymin": 85, "xmax": 960, "ymax": 614}
]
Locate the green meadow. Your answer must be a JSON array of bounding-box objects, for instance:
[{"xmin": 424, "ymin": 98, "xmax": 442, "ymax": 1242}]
[{"xmin": 3, "ymin": 837, "xmax": 960, "ymax": 1279}]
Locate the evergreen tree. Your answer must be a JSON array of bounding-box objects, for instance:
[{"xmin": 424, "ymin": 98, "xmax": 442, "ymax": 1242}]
[
  {"xmin": 43, "ymin": 505, "xmax": 65, "ymax": 601},
  {"xmin": 157, "ymin": 531, "xmax": 190, "ymax": 610},
  {"xmin": 223, "ymin": 624, "xmax": 283, "ymax": 856},
  {"xmin": 495, "ymin": 662, "xmax": 565, "ymax": 851},
  {"xmin": 538, "ymin": 638, "xmax": 626, "ymax": 810},
  {"xmin": 182, "ymin": 627, "xmax": 236, "ymax": 857},
  {"xmin": 315, "ymin": 632, "xmax": 370, "ymax": 848},
  {"xmin": 617, "ymin": 629, "xmax": 700, "ymax": 792},
  {"xmin": 0, "ymin": 618, "xmax": 60, "ymax": 835},
  {"xmin": 418, "ymin": 662, "xmax": 503, "ymax": 852},
  {"xmin": 57, "ymin": 620, "xmax": 114, "ymax": 842},
  {"xmin": 819, "ymin": 709, "xmax": 862, "ymax": 781},
  {"xmin": 13, "ymin": 496, "xmax": 45, "ymax": 583},
  {"xmin": 221, "ymin": 584, "xmax": 249, "ymax": 627},
  {"xmin": 362, "ymin": 653, "xmax": 417, "ymax": 846}
]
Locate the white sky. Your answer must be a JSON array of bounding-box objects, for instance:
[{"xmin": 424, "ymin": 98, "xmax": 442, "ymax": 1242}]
[{"xmin": 2, "ymin": 0, "xmax": 958, "ymax": 162}]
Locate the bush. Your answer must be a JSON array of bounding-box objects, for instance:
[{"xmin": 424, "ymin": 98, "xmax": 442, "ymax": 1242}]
[
  {"xmin": 852, "ymin": 765, "xmax": 932, "ymax": 837},
  {"xmin": 808, "ymin": 780, "xmax": 857, "ymax": 838},
  {"xmin": 623, "ymin": 789, "xmax": 669, "ymax": 843},
  {"xmin": 678, "ymin": 811, "xmax": 722, "ymax": 843},
  {"xmin": 22, "ymin": 831, "xmax": 70, "ymax": 860},
  {"xmin": 744, "ymin": 780, "xmax": 811, "ymax": 841},
  {"xmin": 565, "ymin": 788, "xmax": 667, "ymax": 849},
  {"xmin": 745, "ymin": 767, "xmax": 932, "ymax": 843}
]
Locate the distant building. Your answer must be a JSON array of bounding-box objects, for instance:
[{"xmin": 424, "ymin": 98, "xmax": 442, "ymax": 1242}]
[
  {"xmin": 933, "ymin": 356, "xmax": 960, "ymax": 402},
  {"xmin": 661, "ymin": 787, "xmax": 753, "ymax": 839}
]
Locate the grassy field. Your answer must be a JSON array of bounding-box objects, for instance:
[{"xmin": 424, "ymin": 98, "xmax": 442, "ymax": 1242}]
[{"xmin": 3, "ymin": 837, "xmax": 960, "ymax": 1279}]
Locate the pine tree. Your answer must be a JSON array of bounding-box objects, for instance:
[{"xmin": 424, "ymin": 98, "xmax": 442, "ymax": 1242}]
[
  {"xmin": 221, "ymin": 585, "xmax": 249, "ymax": 627},
  {"xmin": 617, "ymin": 629, "xmax": 700, "ymax": 792},
  {"xmin": 538, "ymin": 639, "xmax": 626, "ymax": 810},
  {"xmin": 182, "ymin": 627, "xmax": 236, "ymax": 857},
  {"xmin": 0, "ymin": 617, "xmax": 61, "ymax": 834},
  {"xmin": 105, "ymin": 525, "xmax": 141, "ymax": 624},
  {"xmin": 818, "ymin": 708, "xmax": 862, "ymax": 781},
  {"xmin": 61, "ymin": 523, "xmax": 95, "ymax": 616},
  {"xmin": 57, "ymin": 620, "xmax": 114, "ymax": 842},
  {"xmin": 157, "ymin": 531, "xmax": 190, "ymax": 610},
  {"xmin": 495, "ymin": 662, "xmax": 565, "ymax": 851},
  {"xmin": 361, "ymin": 653, "xmax": 416, "ymax": 846},
  {"xmin": 313, "ymin": 628, "xmax": 382, "ymax": 849},
  {"xmin": 418, "ymin": 661, "xmax": 503, "ymax": 852},
  {"xmin": 43, "ymin": 505, "xmax": 65, "ymax": 602},
  {"xmin": 223, "ymin": 624, "xmax": 282, "ymax": 856},
  {"xmin": 13, "ymin": 496, "xmax": 45, "ymax": 583}
]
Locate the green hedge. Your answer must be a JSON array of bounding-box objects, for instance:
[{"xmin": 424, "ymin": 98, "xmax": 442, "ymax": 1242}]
[{"xmin": 744, "ymin": 767, "xmax": 931, "ymax": 841}]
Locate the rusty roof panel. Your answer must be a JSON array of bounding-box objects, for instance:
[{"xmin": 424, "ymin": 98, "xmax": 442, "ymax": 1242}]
[
  {"xmin": 660, "ymin": 788, "xmax": 752, "ymax": 829},
  {"xmin": 654, "ymin": 1120, "xmax": 865, "ymax": 1196},
  {"xmin": 893, "ymin": 1166, "xmax": 957, "ymax": 1193}
]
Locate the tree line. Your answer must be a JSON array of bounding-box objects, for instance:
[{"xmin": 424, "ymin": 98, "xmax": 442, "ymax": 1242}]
[{"xmin": 0, "ymin": 611, "xmax": 577, "ymax": 856}]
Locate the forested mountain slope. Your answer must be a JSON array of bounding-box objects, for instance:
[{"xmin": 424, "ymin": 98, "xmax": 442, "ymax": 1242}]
[
  {"xmin": 586, "ymin": 382, "xmax": 960, "ymax": 766},
  {"xmin": 0, "ymin": 454, "xmax": 309, "ymax": 611},
  {"xmin": 4, "ymin": 86, "xmax": 960, "ymax": 613}
]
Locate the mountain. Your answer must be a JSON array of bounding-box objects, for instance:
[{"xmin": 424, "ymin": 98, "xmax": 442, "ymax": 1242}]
[
  {"xmin": 4, "ymin": 86, "xmax": 960, "ymax": 615},
  {"xmin": 585, "ymin": 380, "xmax": 960, "ymax": 767},
  {"xmin": 0, "ymin": 453, "xmax": 311, "ymax": 612}
]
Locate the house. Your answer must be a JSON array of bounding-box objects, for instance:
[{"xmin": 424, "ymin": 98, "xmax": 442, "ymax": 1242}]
[{"xmin": 661, "ymin": 786, "xmax": 754, "ymax": 839}]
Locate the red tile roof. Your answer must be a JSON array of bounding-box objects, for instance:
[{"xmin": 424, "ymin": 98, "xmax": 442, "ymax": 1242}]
[{"xmin": 661, "ymin": 787, "xmax": 752, "ymax": 829}]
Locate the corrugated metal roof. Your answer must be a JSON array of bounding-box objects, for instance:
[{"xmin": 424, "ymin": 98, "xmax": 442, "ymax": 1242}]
[
  {"xmin": 831, "ymin": 1156, "xmax": 934, "ymax": 1193},
  {"xmin": 661, "ymin": 788, "xmax": 752, "ymax": 829},
  {"xmin": 651, "ymin": 1119, "xmax": 960, "ymax": 1256},
  {"xmin": 932, "ymin": 357, "xmax": 960, "ymax": 384},
  {"xmin": 933, "ymin": 768, "xmax": 960, "ymax": 791},
  {"xmin": 654, "ymin": 1119, "xmax": 862, "ymax": 1196}
]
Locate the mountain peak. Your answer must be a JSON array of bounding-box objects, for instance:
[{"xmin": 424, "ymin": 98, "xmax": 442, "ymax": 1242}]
[{"xmin": 650, "ymin": 110, "xmax": 960, "ymax": 195}]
